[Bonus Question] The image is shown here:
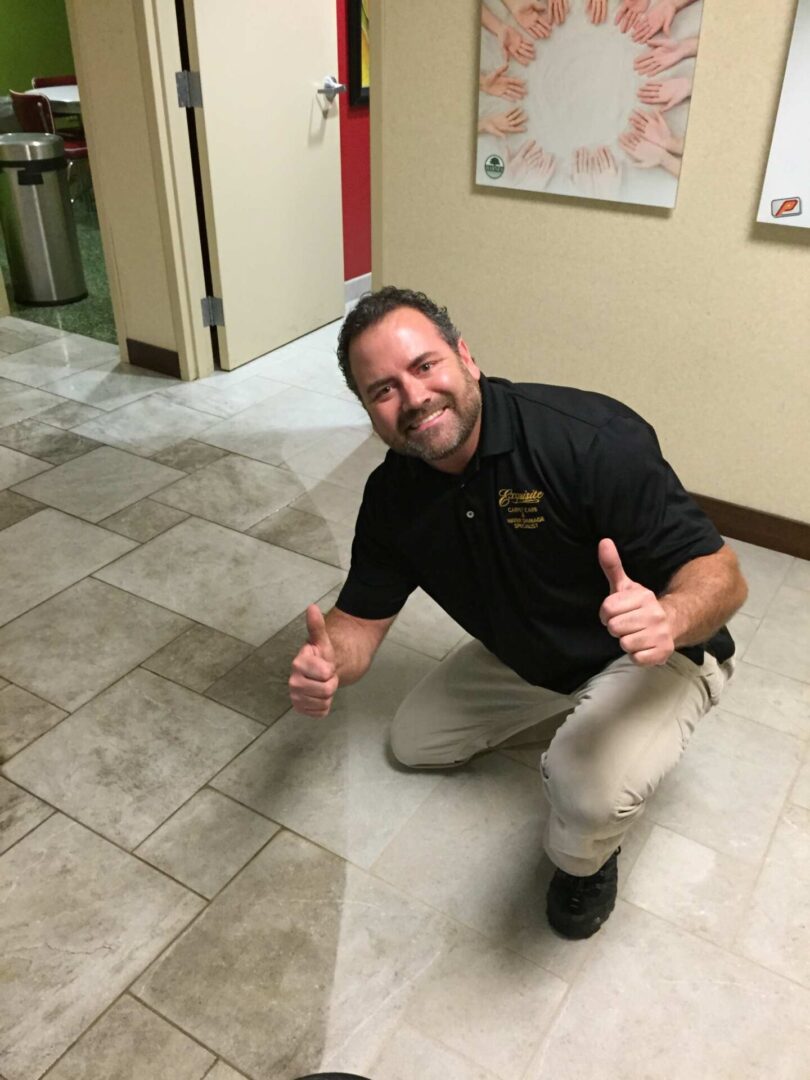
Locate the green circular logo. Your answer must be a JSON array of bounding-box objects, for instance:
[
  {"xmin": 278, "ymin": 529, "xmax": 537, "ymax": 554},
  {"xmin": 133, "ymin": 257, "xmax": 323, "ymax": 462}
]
[{"xmin": 484, "ymin": 154, "xmax": 505, "ymax": 180}]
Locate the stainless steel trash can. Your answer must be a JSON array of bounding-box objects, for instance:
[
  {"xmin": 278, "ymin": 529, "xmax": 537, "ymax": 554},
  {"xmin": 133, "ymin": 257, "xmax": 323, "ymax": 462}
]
[{"xmin": 0, "ymin": 132, "xmax": 86, "ymax": 304}]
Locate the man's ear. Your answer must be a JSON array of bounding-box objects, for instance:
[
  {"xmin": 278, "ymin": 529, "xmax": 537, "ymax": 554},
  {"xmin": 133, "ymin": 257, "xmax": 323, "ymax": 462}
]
[{"xmin": 457, "ymin": 337, "xmax": 481, "ymax": 381}]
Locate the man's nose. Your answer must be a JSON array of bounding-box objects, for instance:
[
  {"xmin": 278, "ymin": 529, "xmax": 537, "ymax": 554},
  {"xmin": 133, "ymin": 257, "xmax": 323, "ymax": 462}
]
[{"xmin": 400, "ymin": 375, "xmax": 429, "ymax": 410}]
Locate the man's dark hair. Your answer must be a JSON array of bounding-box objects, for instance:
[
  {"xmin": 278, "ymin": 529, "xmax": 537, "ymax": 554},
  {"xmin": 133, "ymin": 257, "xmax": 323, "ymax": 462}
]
[{"xmin": 337, "ymin": 286, "xmax": 461, "ymax": 398}]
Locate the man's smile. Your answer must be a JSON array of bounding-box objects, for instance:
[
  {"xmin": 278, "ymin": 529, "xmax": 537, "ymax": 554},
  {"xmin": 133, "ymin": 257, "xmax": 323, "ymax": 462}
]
[{"xmin": 406, "ymin": 406, "xmax": 448, "ymax": 432}]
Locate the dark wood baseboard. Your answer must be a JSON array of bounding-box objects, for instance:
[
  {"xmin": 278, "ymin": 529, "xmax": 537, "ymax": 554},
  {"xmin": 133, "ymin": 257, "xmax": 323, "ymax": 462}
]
[
  {"xmin": 126, "ymin": 338, "xmax": 181, "ymax": 379},
  {"xmin": 692, "ymin": 494, "xmax": 810, "ymax": 561}
]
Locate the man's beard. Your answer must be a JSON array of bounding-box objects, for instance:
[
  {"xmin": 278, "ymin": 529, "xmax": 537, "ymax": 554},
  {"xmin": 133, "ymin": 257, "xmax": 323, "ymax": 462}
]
[{"xmin": 380, "ymin": 363, "xmax": 482, "ymax": 463}]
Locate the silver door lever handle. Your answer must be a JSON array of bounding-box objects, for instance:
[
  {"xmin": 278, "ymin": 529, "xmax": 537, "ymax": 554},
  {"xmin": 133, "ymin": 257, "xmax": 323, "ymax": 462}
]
[{"xmin": 317, "ymin": 75, "xmax": 347, "ymax": 103}]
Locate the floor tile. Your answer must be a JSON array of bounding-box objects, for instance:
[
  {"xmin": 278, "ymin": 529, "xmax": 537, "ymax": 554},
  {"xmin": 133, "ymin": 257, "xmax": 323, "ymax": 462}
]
[
  {"xmin": 35, "ymin": 399, "xmax": 105, "ymax": 430},
  {"xmin": 0, "ymin": 387, "xmax": 73, "ymax": 427},
  {"xmin": 204, "ymin": 1064, "xmax": 249, "ymax": 1080},
  {"xmin": 249, "ymin": 345, "xmax": 349, "ymax": 397},
  {"xmin": 0, "ymin": 491, "xmax": 43, "ymax": 531},
  {"xmin": 13, "ymin": 445, "xmax": 184, "ymax": 523},
  {"xmin": 0, "ymin": 509, "xmax": 135, "ymax": 627},
  {"xmin": 646, "ymin": 708, "xmax": 803, "ymax": 864},
  {"xmin": 211, "ymin": 641, "xmax": 441, "ymax": 868},
  {"xmin": 151, "ymin": 454, "xmax": 303, "ymax": 531},
  {"xmin": 150, "ymin": 438, "xmax": 230, "ymax": 472},
  {"xmin": 249, "ymin": 506, "xmax": 354, "ymax": 569},
  {"xmin": 158, "ymin": 373, "xmax": 286, "ymax": 418},
  {"xmin": 720, "ymin": 659, "xmax": 810, "ymax": 740},
  {"xmin": 622, "ymin": 824, "xmax": 757, "ymax": 949},
  {"xmin": 525, "ymin": 900, "xmax": 810, "ymax": 1080},
  {"xmin": 99, "ymin": 498, "xmax": 189, "ymax": 542},
  {"xmin": 403, "ymin": 926, "xmax": 567, "ymax": 1080},
  {"xmin": 0, "ymin": 315, "xmax": 62, "ymax": 353},
  {"xmin": 791, "ymin": 746, "xmax": 810, "ymax": 810},
  {"xmin": 0, "ymin": 579, "xmax": 190, "ymax": 711},
  {"xmin": 0, "ymin": 446, "xmax": 50, "ymax": 490},
  {"xmin": 283, "ymin": 426, "xmax": 386, "ymax": 492},
  {"xmin": 388, "ymin": 588, "xmax": 469, "ymax": 660},
  {"xmin": 42, "ymin": 995, "xmax": 214, "ymax": 1080},
  {"xmin": 204, "ymin": 590, "xmax": 343, "ymax": 725},
  {"xmin": 136, "ymin": 788, "xmax": 280, "ymax": 898},
  {"xmin": 727, "ymin": 610, "xmax": 760, "ymax": 658},
  {"xmin": 725, "ymin": 536, "xmax": 792, "ymax": 618},
  {"xmin": 72, "ymin": 395, "xmax": 215, "ymax": 457},
  {"xmin": 0, "ymin": 685, "xmax": 67, "ymax": 763},
  {"xmin": 3, "ymin": 669, "xmax": 263, "ymax": 849},
  {"xmin": 142, "ymin": 624, "xmax": 253, "ymax": 693},
  {"xmin": 0, "ymin": 419, "xmax": 101, "ymax": 465},
  {"xmin": 0, "ymin": 334, "xmax": 117, "ymax": 388},
  {"xmin": 785, "ymin": 555, "xmax": 810, "ymax": 592},
  {"xmin": 288, "ymin": 476, "xmax": 362, "ymax": 523},
  {"xmin": 0, "ymin": 776, "xmax": 53, "ymax": 855},
  {"xmin": 132, "ymin": 830, "xmax": 453, "ymax": 1080},
  {"xmin": 46, "ymin": 361, "xmax": 175, "ymax": 412},
  {"xmin": 743, "ymin": 585, "xmax": 810, "ymax": 683},
  {"xmin": 736, "ymin": 803, "xmax": 810, "ymax": 989},
  {"xmin": 0, "ymin": 815, "xmax": 203, "ymax": 1080},
  {"xmin": 372, "ymin": 1024, "xmax": 499, "ymax": 1080},
  {"xmin": 372, "ymin": 752, "xmax": 591, "ymax": 982},
  {"xmin": 95, "ymin": 516, "xmax": 343, "ymax": 645},
  {"xmin": 198, "ymin": 385, "xmax": 368, "ymax": 467}
]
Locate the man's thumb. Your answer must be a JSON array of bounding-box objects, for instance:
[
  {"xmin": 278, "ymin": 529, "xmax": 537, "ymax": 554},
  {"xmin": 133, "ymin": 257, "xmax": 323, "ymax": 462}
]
[
  {"xmin": 306, "ymin": 604, "xmax": 334, "ymax": 657},
  {"xmin": 599, "ymin": 538, "xmax": 632, "ymax": 593}
]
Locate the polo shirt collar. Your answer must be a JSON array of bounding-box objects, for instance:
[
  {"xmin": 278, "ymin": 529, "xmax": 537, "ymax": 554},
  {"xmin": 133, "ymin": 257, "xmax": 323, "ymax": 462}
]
[{"xmin": 477, "ymin": 374, "xmax": 515, "ymax": 459}]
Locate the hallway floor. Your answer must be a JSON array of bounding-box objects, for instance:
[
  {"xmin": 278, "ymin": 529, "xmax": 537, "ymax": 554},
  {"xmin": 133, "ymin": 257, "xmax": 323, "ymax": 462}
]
[{"xmin": 1, "ymin": 314, "xmax": 809, "ymax": 1080}]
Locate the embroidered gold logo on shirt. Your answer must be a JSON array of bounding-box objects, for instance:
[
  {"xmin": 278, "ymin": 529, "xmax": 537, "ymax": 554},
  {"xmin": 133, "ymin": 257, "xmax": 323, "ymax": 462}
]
[{"xmin": 498, "ymin": 488, "xmax": 545, "ymax": 530}]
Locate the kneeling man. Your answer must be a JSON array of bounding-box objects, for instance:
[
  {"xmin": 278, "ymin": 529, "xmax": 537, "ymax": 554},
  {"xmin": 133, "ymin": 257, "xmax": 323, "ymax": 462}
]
[{"xmin": 289, "ymin": 287, "xmax": 747, "ymax": 940}]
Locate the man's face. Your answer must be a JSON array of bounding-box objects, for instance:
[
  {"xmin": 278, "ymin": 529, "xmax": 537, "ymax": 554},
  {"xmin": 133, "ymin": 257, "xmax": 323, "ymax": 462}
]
[{"xmin": 349, "ymin": 308, "xmax": 482, "ymax": 473}]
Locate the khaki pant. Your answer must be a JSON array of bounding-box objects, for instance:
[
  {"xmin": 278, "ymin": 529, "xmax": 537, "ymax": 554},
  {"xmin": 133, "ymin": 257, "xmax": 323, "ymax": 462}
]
[{"xmin": 390, "ymin": 640, "xmax": 734, "ymax": 876}]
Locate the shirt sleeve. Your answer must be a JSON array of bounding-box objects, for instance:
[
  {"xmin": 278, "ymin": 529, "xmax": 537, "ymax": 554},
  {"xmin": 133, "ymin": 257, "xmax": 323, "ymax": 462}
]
[
  {"xmin": 336, "ymin": 468, "xmax": 417, "ymax": 619},
  {"xmin": 584, "ymin": 414, "xmax": 724, "ymax": 594}
]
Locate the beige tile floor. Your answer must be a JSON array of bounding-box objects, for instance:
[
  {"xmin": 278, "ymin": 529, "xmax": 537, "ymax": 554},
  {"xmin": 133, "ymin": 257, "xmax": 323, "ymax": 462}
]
[{"xmin": 0, "ymin": 313, "xmax": 809, "ymax": 1080}]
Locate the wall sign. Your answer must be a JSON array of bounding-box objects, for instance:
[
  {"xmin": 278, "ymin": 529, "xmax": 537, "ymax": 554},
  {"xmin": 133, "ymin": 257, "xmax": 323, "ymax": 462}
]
[{"xmin": 476, "ymin": 0, "xmax": 705, "ymax": 208}]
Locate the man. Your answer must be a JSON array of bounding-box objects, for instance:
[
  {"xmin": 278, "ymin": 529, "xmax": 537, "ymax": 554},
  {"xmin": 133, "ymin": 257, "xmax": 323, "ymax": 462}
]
[{"xmin": 288, "ymin": 287, "xmax": 747, "ymax": 940}]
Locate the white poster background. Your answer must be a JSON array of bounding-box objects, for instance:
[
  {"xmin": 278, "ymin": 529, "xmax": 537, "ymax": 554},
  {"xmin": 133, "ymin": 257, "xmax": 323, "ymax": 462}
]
[
  {"xmin": 757, "ymin": 0, "xmax": 810, "ymax": 228},
  {"xmin": 476, "ymin": 0, "xmax": 704, "ymax": 208}
]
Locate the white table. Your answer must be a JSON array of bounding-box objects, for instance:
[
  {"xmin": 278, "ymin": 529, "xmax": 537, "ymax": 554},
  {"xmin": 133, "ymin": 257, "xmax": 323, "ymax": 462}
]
[{"xmin": 25, "ymin": 85, "xmax": 81, "ymax": 116}]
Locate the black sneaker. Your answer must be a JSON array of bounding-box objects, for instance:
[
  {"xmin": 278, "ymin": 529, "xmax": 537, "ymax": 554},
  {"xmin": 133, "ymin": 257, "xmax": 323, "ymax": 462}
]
[{"xmin": 546, "ymin": 848, "xmax": 620, "ymax": 940}]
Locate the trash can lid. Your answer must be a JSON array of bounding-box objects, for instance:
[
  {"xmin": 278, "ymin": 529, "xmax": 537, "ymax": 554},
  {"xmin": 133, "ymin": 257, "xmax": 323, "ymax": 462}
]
[{"xmin": 0, "ymin": 133, "xmax": 65, "ymax": 163}]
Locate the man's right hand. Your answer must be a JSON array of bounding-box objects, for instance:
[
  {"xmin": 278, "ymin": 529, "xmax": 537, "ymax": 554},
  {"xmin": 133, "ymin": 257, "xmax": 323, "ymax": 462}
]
[{"xmin": 289, "ymin": 605, "xmax": 338, "ymax": 717}]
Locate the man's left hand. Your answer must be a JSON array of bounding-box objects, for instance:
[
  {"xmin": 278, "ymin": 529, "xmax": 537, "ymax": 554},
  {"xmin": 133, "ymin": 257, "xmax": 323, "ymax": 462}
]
[{"xmin": 598, "ymin": 538, "xmax": 675, "ymax": 665}]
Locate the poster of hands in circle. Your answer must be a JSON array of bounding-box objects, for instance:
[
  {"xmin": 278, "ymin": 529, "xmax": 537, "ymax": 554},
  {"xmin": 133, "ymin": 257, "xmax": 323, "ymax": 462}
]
[{"xmin": 476, "ymin": 0, "xmax": 704, "ymax": 208}]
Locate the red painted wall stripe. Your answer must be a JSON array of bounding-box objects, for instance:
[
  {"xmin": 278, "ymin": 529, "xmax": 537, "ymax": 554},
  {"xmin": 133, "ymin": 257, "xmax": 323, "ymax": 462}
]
[{"xmin": 336, "ymin": 0, "xmax": 371, "ymax": 281}]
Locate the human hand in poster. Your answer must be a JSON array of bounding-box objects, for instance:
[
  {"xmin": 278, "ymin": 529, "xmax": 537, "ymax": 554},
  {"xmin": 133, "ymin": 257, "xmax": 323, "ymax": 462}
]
[
  {"xmin": 615, "ymin": 0, "xmax": 649, "ymax": 35},
  {"xmin": 507, "ymin": 139, "xmax": 556, "ymax": 186},
  {"xmin": 586, "ymin": 0, "xmax": 608, "ymax": 25},
  {"xmin": 637, "ymin": 76, "xmax": 692, "ymax": 111},
  {"xmin": 481, "ymin": 4, "xmax": 536, "ymax": 65},
  {"xmin": 503, "ymin": 0, "xmax": 552, "ymax": 39},
  {"xmin": 628, "ymin": 109, "xmax": 684, "ymax": 154},
  {"xmin": 634, "ymin": 35, "xmax": 698, "ymax": 76},
  {"xmin": 598, "ymin": 539, "xmax": 675, "ymax": 666},
  {"xmin": 548, "ymin": 0, "xmax": 570, "ymax": 25},
  {"xmin": 478, "ymin": 107, "xmax": 529, "ymax": 137},
  {"xmin": 480, "ymin": 64, "xmax": 528, "ymax": 100},
  {"xmin": 619, "ymin": 130, "xmax": 681, "ymax": 177},
  {"xmin": 632, "ymin": 0, "xmax": 698, "ymax": 44},
  {"xmin": 571, "ymin": 147, "xmax": 621, "ymax": 199}
]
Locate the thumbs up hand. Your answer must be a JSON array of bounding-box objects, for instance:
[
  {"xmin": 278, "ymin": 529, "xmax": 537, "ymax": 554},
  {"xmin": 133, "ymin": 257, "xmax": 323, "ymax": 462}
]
[
  {"xmin": 289, "ymin": 604, "xmax": 339, "ymax": 716},
  {"xmin": 598, "ymin": 538, "xmax": 675, "ymax": 666}
]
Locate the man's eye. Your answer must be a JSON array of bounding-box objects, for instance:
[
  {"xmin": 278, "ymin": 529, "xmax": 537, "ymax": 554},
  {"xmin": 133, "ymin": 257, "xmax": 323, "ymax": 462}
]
[
  {"xmin": 375, "ymin": 385, "xmax": 391, "ymax": 400},
  {"xmin": 420, "ymin": 361, "xmax": 434, "ymax": 372}
]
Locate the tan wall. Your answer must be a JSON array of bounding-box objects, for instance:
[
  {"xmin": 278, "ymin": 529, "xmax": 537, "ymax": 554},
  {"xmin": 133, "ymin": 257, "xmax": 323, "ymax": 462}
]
[
  {"xmin": 66, "ymin": 0, "xmax": 179, "ymax": 358},
  {"xmin": 372, "ymin": 1, "xmax": 810, "ymax": 523},
  {"xmin": 0, "ymin": 273, "xmax": 9, "ymax": 316}
]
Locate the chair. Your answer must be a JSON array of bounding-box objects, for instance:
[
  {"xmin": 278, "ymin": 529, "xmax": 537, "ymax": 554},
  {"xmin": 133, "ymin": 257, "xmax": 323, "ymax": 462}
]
[
  {"xmin": 10, "ymin": 90, "xmax": 89, "ymax": 198},
  {"xmin": 30, "ymin": 75, "xmax": 83, "ymax": 139}
]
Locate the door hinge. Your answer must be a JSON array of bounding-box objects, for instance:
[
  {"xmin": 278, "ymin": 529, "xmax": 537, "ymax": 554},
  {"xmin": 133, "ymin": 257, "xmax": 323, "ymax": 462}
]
[
  {"xmin": 176, "ymin": 70, "xmax": 203, "ymax": 109},
  {"xmin": 201, "ymin": 295, "xmax": 224, "ymax": 327}
]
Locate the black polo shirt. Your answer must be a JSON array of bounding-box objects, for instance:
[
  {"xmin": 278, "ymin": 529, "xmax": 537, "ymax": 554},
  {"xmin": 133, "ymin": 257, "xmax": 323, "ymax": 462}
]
[{"xmin": 336, "ymin": 375, "xmax": 734, "ymax": 694}]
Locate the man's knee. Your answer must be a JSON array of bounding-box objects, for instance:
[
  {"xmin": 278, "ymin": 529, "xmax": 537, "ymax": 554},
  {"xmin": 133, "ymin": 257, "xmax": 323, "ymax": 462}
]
[
  {"xmin": 541, "ymin": 744, "xmax": 643, "ymax": 834},
  {"xmin": 390, "ymin": 707, "xmax": 470, "ymax": 769}
]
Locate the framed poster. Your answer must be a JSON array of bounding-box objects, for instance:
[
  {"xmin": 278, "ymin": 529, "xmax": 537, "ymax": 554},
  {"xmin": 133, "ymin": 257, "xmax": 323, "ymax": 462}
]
[
  {"xmin": 476, "ymin": 0, "xmax": 705, "ymax": 208},
  {"xmin": 757, "ymin": 0, "xmax": 810, "ymax": 228},
  {"xmin": 348, "ymin": 0, "xmax": 370, "ymax": 106}
]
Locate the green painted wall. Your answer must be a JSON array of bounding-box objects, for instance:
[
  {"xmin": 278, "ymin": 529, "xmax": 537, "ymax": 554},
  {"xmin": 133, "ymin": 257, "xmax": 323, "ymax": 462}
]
[{"xmin": 0, "ymin": 0, "xmax": 75, "ymax": 96}]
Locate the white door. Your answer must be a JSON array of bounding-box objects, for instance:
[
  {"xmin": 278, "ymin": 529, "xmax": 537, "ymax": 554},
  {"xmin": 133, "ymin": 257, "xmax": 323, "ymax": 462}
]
[{"xmin": 184, "ymin": 0, "xmax": 345, "ymax": 370}]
